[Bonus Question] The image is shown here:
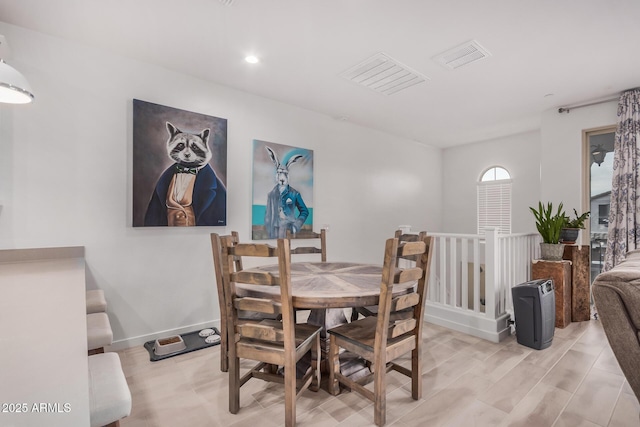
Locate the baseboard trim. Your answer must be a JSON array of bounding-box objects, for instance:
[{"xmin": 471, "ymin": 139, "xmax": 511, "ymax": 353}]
[
  {"xmin": 425, "ymin": 302, "xmax": 512, "ymax": 343},
  {"xmin": 109, "ymin": 304, "xmax": 514, "ymax": 351}
]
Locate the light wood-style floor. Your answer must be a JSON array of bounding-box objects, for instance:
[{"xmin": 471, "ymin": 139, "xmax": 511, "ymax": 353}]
[{"xmin": 117, "ymin": 319, "xmax": 639, "ymax": 427}]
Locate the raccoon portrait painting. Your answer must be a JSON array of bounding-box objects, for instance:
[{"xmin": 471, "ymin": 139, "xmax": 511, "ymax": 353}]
[{"xmin": 143, "ymin": 121, "xmax": 227, "ymax": 227}]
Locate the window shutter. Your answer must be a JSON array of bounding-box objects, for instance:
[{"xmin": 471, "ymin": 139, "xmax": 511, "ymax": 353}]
[{"xmin": 477, "ymin": 181, "xmax": 512, "ymax": 234}]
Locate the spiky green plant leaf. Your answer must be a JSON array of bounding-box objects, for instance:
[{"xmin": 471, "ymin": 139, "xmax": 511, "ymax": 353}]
[{"xmin": 529, "ymin": 201, "xmax": 565, "ymax": 243}]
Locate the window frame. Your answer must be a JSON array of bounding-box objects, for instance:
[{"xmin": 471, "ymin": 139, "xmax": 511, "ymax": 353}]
[{"xmin": 477, "ymin": 166, "xmax": 512, "ymax": 235}]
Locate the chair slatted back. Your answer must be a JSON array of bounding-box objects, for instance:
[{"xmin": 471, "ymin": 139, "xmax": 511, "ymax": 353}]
[
  {"xmin": 393, "ymin": 230, "xmax": 427, "ymax": 266},
  {"xmin": 214, "ymin": 234, "xmax": 321, "ymax": 425},
  {"xmin": 211, "ymin": 231, "xmax": 243, "ymax": 372},
  {"xmin": 212, "ymin": 232, "xmax": 242, "ymax": 308},
  {"xmin": 229, "ymin": 231, "xmax": 243, "ymax": 272},
  {"xmin": 327, "ymin": 235, "xmax": 433, "ymax": 426},
  {"xmin": 286, "ymin": 229, "xmax": 327, "ymax": 262},
  {"xmin": 212, "ymin": 231, "xmax": 244, "ymax": 319},
  {"xmin": 351, "ymin": 231, "xmax": 428, "ymax": 323},
  {"xmin": 220, "ymin": 237, "xmax": 296, "ymax": 350},
  {"xmin": 375, "ymin": 237, "xmax": 434, "ymax": 356}
]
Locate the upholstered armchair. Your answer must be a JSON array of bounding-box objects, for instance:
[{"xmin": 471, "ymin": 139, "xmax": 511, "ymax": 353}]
[{"xmin": 592, "ymin": 249, "xmax": 640, "ymax": 403}]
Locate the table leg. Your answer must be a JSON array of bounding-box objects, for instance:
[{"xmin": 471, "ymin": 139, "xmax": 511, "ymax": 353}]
[
  {"xmin": 307, "ymin": 308, "xmax": 347, "ymax": 360},
  {"xmin": 306, "ymin": 308, "xmax": 370, "ymax": 383}
]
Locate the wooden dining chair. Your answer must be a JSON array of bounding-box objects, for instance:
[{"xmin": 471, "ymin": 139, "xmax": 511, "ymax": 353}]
[
  {"xmin": 211, "ymin": 231, "xmax": 242, "ymax": 373},
  {"xmin": 393, "ymin": 229, "xmax": 427, "ymax": 267},
  {"xmin": 216, "ymin": 235, "xmax": 322, "ymax": 427},
  {"xmin": 286, "ymin": 228, "xmax": 327, "ymax": 323},
  {"xmin": 352, "ymin": 230, "xmax": 427, "ymax": 321},
  {"xmin": 285, "ymin": 228, "xmax": 327, "ymax": 262},
  {"xmin": 327, "ymin": 235, "xmax": 433, "ymax": 427}
]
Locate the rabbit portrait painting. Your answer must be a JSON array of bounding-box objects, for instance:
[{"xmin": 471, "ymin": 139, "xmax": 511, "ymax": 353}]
[
  {"xmin": 252, "ymin": 140, "xmax": 314, "ymax": 240},
  {"xmin": 265, "ymin": 146, "xmax": 309, "ymax": 238}
]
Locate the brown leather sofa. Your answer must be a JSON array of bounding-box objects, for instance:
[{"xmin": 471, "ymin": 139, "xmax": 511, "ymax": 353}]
[{"xmin": 592, "ymin": 249, "xmax": 640, "ymax": 403}]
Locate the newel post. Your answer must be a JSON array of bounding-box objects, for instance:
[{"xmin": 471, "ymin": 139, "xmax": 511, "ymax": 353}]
[
  {"xmin": 398, "ymin": 224, "xmax": 412, "ymax": 234},
  {"xmin": 484, "ymin": 227, "xmax": 500, "ymax": 319}
]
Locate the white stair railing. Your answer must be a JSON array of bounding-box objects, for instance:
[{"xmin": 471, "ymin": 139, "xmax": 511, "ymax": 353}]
[{"xmin": 424, "ymin": 228, "xmax": 540, "ymax": 342}]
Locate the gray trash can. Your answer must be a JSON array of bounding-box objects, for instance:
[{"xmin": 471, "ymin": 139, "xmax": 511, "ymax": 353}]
[{"xmin": 511, "ymin": 279, "xmax": 555, "ymax": 350}]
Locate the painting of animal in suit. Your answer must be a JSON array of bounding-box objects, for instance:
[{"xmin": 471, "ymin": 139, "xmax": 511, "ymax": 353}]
[
  {"xmin": 252, "ymin": 140, "xmax": 313, "ymax": 240},
  {"xmin": 132, "ymin": 99, "xmax": 227, "ymax": 227}
]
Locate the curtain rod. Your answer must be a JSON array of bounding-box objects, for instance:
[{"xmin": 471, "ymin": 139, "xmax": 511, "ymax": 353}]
[{"xmin": 557, "ymin": 94, "xmax": 620, "ymax": 114}]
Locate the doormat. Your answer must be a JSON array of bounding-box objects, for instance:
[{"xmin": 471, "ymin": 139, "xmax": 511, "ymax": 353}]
[{"xmin": 144, "ymin": 327, "xmax": 221, "ymax": 362}]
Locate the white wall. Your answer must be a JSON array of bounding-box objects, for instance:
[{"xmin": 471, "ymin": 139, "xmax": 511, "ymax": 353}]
[
  {"xmin": 441, "ymin": 130, "xmax": 542, "ymax": 234},
  {"xmin": 0, "ymin": 22, "xmax": 442, "ymax": 348},
  {"xmin": 441, "ymin": 99, "xmax": 620, "ymax": 239},
  {"xmin": 540, "ymin": 100, "xmax": 618, "ymax": 244}
]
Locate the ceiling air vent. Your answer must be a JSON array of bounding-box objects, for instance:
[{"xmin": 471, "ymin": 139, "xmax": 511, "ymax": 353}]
[
  {"xmin": 433, "ymin": 40, "xmax": 491, "ymax": 70},
  {"xmin": 340, "ymin": 53, "xmax": 429, "ymax": 95},
  {"xmin": 219, "ymin": 0, "xmax": 235, "ymax": 5}
]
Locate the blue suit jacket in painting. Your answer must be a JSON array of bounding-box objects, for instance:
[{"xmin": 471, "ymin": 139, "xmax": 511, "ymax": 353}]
[
  {"xmin": 264, "ymin": 185, "xmax": 309, "ymax": 238},
  {"xmin": 144, "ymin": 163, "xmax": 227, "ymax": 226}
]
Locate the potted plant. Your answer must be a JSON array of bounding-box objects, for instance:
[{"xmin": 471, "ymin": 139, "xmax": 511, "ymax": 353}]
[
  {"xmin": 529, "ymin": 201, "xmax": 566, "ymax": 260},
  {"xmin": 560, "ymin": 209, "xmax": 590, "ymax": 244}
]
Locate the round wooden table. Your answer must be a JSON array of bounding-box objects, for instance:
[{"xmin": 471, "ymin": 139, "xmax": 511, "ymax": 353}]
[
  {"xmin": 234, "ymin": 261, "xmax": 416, "ymax": 309},
  {"xmin": 236, "ymin": 261, "xmax": 418, "ymax": 382}
]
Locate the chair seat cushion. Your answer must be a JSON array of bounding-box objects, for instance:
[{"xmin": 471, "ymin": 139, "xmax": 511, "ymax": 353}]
[
  {"xmin": 86, "ymin": 290, "xmax": 107, "ymax": 314},
  {"xmin": 87, "ymin": 313, "xmax": 113, "ymax": 350},
  {"xmin": 88, "ymin": 353, "xmax": 131, "ymax": 427}
]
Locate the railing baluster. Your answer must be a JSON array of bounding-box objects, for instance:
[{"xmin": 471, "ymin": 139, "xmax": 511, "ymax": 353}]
[
  {"xmin": 439, "ymin": 237, "xmax": 447, "ymax": 305},
  {"xmin": 513, "ymin": 237, "xmax": 521, "ymax": 314},
  {"xmin": 473, "ymin": 238, "xmax": 480, "ymax": 313},
  {"xmin": 484, "ymin": 228, "xmax": 498, "ymax": 318},
  {"xmin": 450, "ymin": 237, "xmax": 458, "ymax": 307},
  {"xmin": 498, "ymin": 236, "xmax": 504, "ymax": 314},
  {"xmin": 461, "ymin": 238, "xmax": 469, "ymax": 310}
]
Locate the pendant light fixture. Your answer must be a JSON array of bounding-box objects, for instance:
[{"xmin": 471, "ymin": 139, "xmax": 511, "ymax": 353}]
[
  {"xmin": 0, "ymin": 35, "xmax": 34, "ymax": 104},
  {"xmin": 591, "ymin": 145, "xmax": 606, "ymax": 166}
]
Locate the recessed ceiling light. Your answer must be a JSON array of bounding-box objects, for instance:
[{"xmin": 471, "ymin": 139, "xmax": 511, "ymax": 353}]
[{"xmin": 245, "ymin": 55, "xmax": 259, "ymax": 64}]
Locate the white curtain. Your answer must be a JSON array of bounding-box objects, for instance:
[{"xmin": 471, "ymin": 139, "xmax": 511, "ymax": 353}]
[{"xmin": 604, "ymin": 89, "xmax": 640, "ymax": 271}]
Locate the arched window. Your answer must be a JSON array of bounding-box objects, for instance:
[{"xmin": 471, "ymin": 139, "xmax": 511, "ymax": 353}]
[
  {"xmin": 481, "ymin": 166, "xmax": 511, "ymax": 182},
  {"xmin": 478, "ymin": 166, "xmax": 512, "ymax": 234}
]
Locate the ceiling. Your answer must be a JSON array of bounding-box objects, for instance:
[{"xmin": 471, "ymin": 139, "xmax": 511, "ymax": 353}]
[{"xmin": 1, "ymin": 0, "xmax": 639, "ymax": 148}]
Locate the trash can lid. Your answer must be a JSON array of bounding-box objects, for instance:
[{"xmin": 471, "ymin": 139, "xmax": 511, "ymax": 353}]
[{"xmin": 513, "ymin": 278, "xmax": 553, "ymax": 288}]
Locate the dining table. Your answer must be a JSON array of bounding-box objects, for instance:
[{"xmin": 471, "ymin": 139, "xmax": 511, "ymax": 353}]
[
  {"xmin": 234, "ymin": 261, "xmax": 418, "ymax": 379},
  {"xmin": 235, "ymin": 261, "xmax": 416, "ymax": 307}
]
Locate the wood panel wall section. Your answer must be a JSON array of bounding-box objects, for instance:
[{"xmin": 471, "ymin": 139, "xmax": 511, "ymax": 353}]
[
  {"xmin": 531, "ymin": 259, "xmax": 572, "ymax": 328},
  {"xmin": 563, "ymin": 245, "xmax": 591, "ymax": 322}
]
